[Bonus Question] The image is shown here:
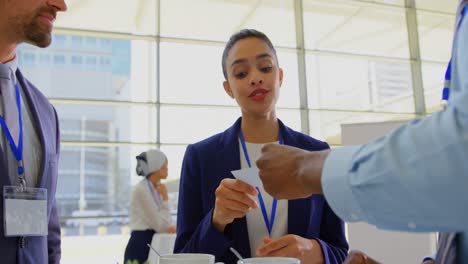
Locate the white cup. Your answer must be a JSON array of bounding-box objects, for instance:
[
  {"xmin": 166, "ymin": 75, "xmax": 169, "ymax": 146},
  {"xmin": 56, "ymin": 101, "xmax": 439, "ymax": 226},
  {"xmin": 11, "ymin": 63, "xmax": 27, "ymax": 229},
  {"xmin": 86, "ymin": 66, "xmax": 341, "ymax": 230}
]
[
  {"xmin": 157, "ymin": 253, "xmax": 215, "ymax": 264},
  {"xmin": 237, "ymin": 257, "xmax": 300, "ymax": 264}
]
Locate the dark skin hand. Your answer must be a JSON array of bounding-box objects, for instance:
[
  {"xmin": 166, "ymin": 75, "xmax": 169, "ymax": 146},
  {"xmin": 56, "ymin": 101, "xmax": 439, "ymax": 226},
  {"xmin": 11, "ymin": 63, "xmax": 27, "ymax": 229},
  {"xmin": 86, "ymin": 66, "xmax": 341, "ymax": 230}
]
[{"xmin": 256, "ymin": 144, "xmax": 330, "ymax": 199}]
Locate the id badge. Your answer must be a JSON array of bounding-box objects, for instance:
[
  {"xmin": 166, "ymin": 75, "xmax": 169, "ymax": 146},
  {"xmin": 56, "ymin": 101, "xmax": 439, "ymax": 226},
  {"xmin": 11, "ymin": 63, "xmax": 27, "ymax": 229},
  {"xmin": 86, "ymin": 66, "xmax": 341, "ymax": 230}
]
[{"xmin": 3, "ymin": 186, "xmax": 48, "ymax": 236}]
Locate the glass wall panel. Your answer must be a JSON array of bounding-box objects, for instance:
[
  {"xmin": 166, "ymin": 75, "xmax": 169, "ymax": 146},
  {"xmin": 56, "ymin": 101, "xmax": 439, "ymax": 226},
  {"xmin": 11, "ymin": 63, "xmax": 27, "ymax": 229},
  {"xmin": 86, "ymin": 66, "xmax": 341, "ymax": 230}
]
[
  {"xmin": 57, "ymin": 144, "xmax": 157, "ymax": 223},
  {"xmin": 416, "ymin": 0, "xmax": 459, "ymax": 14},
  {"xmin": 160, "ymin": 42, "xmax": 300, "ymax": 108},
  {"xmin": 306, "ymin": 54, "xmax": 414, "ymax": 113},
  {"xmin": 303, "ymin": 0, "xmax": 409, "ymax": 58},
  {"xmin": 160, "ymin": 106, "xmax": 301, "ymax": 144},
  {"xmin": 18, "ymin": 35, "xmax": 156, "ymax": 102},
  {"xmin": 160, "ymin": 144, "xmax": 188, "ymax": 184},
  {"xmin": 422, "ymin": 63, "xmax": 446, "ymax": 113},
  {"xmin": 277, "ymin": 109, "xmax": 302, "ymax": 132},
  {"xmin": 159, "ymin": 42, "xmax": 229, "ymax": 105},
  {"xmin": 160, "ymin": 105, "xmax": 240, "ymax": 144},
  {"xmin": 160, "ymin": 0, "xmax": 296, "ymax": 47},
  {"xmin": 417, "ymin": 11, "xmax": 455, "ymax": 62},
  {"xmin": 56, "ymin": 0, "xmax": 158, "ymax": 35},
  {"xmin": 54, "ymin": 104, "xmax": 157, "ymax": 143}
]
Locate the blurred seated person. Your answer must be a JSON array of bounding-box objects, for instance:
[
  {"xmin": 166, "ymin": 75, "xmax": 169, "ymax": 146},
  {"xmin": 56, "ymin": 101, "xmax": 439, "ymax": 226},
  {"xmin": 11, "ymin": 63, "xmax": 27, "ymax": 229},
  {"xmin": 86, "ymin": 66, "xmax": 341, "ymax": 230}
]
[{"xmin": 124, "ymin": 149, "xmax": 176, "ymax": 264}]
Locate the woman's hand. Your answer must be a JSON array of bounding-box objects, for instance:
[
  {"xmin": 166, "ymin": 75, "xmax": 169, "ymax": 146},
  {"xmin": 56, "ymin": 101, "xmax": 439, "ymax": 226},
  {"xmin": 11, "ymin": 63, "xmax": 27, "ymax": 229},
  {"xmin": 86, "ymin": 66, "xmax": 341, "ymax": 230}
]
[
  {"xmin": 256, "ymin": 235, "xmax": 324, "ymax": 264},
  {"xmin": 156, "ymin": 183, "xmax": 169, "ymax": 201},
  {"xmin": 212, "ymin": 179, "xmax": 258, "ymax": 232},
  {"xmin": 166, "ymin": 225, "xmax": 176, "ymax": 234}
]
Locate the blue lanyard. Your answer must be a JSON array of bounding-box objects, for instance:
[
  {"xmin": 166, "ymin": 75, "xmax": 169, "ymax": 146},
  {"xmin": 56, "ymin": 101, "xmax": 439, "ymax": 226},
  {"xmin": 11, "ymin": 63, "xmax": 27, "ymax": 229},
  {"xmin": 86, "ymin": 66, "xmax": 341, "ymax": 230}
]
[
  {"xmin": 146, "ymin": 179, "xmax": 163, "ymax": 206},
  {"xmin": 442, "ymin": 6, "xmax": 467, "ymax": 105},
  {"xmin": 0, "ymin": 83, "xmax": 24, "ymax": 179},
  {"xmin": 239, "ymin": 128, "xmax": 284, "ymax": 236}
]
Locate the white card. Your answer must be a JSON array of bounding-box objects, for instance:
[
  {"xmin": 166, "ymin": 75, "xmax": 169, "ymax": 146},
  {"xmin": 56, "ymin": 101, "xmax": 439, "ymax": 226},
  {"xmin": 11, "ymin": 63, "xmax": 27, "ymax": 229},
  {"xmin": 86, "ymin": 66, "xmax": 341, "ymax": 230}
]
[
  {"xmin": 231, "ymin": 167, "xmax": 263, "ymax": 188},
  {"xmin": 3, "ymin": 186, "xmax": 48, "ymax": 237},
  {"xmin": 4, "ymin": 199, "xmax": 48, "ymax": 236}
]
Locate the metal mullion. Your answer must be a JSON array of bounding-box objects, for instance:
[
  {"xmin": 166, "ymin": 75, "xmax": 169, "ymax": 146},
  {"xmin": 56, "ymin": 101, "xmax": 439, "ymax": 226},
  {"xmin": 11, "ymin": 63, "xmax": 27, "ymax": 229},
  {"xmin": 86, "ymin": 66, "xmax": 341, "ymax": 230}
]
[
  {"xmin": 156, "ymin": 0, "xmax": 161, "ymax": 149},
  {"xmin": 294, "ymin": 0, "xmax": 310, "ymax": 134},
  {"xmin": 405, "ymin": 0, "xmax": 426, "ymax": 115}
]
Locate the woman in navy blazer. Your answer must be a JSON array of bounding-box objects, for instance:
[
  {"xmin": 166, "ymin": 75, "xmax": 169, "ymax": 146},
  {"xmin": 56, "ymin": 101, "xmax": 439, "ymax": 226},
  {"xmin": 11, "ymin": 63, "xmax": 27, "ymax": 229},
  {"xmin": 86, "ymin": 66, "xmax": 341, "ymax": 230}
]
[{"xmin": 174, "ymin": 29, "xmax": 348, "ymax": 264}]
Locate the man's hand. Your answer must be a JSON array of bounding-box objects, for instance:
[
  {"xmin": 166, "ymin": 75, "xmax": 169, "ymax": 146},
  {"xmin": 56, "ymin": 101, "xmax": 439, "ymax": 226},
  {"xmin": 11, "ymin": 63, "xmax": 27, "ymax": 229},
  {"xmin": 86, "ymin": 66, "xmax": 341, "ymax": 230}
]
[
  {"xmin": 256, "ymin": 235, "xmax": 324, "ymax": 264},
  {"xmin": 343, "ymin": 250, "xmax": 381, "ymax": 264},
  {"xmin": 256, "ymin": 144, "xmax": 330, "ymax": 199},
  {"xmin": 212, "ymin": 179, "xmax": 258, "ymax": 232}
]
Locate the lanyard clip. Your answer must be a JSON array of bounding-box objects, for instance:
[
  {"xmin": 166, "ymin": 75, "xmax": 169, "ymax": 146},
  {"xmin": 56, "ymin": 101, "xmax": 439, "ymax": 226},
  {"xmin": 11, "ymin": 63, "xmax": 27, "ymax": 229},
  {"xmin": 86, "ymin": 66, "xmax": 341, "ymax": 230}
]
[
  {"xmin": 19, "ymin": 177, "xmax": 26, "ymax": 192},
  {"xmin": 18, "ymin": 160, "xmax": 26, "ymax": 191}
]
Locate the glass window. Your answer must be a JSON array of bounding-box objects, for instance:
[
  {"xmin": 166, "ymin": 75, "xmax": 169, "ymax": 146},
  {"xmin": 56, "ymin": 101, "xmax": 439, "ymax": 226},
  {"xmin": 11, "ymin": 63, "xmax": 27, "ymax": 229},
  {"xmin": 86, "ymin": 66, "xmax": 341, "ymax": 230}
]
[
  {"xmin": 303, "ymin": 0, "xmax": 409, "ymax": 58},
  {"xmin": 18, "ymin": 35, "xmax": 155, "ymax": 103},
  {"xmin": 422, "ymin": 62, "xmax": 446, "ymax": 113},
  {"xmin": 55, "ymin": 104, "xmax": 157, "ymax": 143},
  {"xmin": 160, "ymin": 0, "xmax": 296, "ymax": 47},
  {"xmin": 417, "ymin": 11, "xmax": 455, "ymax": 62},
  {"xmin": 57, "ymin": 144, "xmax": 158, "ymax": 241},
  {"xmin": 53, "ymin": 54, "xmax": 66, "ymax": 65},
  {"xmin": 159, "ymin": 42, "xmax": 230, "ymax": 106},
  {"xmin": 23, "ymin": 52, "xmax": 37, "ymax": 66},
  {"xmin": 55, "ymin": 0, "xmax": 158, "ymax": 35},
  {"xmin": 160, "ymin": 144, "xmax": 188, "ymax": 183},
  {"xmin": 71, "ymin": 55, "xmax": 83, "ymax": 65},
  {"xmin": 277, "ymin": 108, "xmax": 302, "ymax": 132},
  {"xmin": 160, "ymin": 42, "xmax": 299, "ymax": 108},
  {"xmin": 160, "ymin": 105, "xmax": 240, "ymax": 144},
  {"xmin": 53, "ymin": 35, "xmax": 67, "ymax": 47},
  {"xmin": 86, "ymin": 37, "xmax": 97, "ymax": 47},
  {"xmin": 416, "ymin": 0, "xmax": 458, "ymax": 14},
  {"xmin": 39, "ymin": 53, "xmax": 51, "ymax": 65},
  {"xmin": 306, "ymin": 54, "xmax": 414, "ymax": 113},
  {"xmin": 71, "ymin": 36, "xmax": 83, "ymax": 46}
]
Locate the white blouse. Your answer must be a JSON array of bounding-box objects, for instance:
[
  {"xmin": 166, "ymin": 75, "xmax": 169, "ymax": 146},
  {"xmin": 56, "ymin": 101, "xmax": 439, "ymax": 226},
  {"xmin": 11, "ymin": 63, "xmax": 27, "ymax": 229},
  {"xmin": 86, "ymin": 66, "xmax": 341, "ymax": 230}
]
[
  {"xmin": 129, "ymin": 179, "xmax": 173, "ymax": 232},
  {"xmin": 239, "ymin": 141, "xmax": 288, "ymax": 257}
]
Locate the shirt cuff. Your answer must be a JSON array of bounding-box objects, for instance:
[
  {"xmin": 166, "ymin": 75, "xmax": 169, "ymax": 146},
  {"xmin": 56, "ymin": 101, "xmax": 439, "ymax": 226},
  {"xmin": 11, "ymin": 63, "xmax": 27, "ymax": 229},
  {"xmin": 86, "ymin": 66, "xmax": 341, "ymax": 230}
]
[{"xmin": 322, "ymin": 145, "xmax": 366, "ymax": 222}]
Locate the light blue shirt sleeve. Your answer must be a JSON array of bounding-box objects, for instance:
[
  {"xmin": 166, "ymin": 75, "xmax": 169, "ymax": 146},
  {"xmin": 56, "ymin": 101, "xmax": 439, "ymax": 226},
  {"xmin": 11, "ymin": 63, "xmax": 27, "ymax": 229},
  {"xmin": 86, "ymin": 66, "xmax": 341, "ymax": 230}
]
[{"xmin": 322, "ymin": 12, "xmax": 468, "ymax": 233}]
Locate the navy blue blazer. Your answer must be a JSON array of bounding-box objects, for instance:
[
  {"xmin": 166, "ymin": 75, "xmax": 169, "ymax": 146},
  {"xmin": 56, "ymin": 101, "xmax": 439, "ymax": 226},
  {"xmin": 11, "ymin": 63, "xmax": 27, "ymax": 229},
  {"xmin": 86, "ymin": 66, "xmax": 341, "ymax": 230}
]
[
  {"xmin": 174, "ymin": 118, "xmax": 348, "ymax": 264},
  {"xmin": 0, "ymin": 70, "xmax": 61, "ymax": 264}
]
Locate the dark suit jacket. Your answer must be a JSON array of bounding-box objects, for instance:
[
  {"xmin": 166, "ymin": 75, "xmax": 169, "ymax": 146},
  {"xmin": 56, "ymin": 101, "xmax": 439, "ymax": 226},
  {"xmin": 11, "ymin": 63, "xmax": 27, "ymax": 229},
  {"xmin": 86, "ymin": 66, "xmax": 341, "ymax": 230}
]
[
  {"xmin": 0, "ymin": 70, "xmax": 61, "ymax": 264},
  {"xmin": 174, "ymin": 118, "xmax": 348, "ymax": 264}
]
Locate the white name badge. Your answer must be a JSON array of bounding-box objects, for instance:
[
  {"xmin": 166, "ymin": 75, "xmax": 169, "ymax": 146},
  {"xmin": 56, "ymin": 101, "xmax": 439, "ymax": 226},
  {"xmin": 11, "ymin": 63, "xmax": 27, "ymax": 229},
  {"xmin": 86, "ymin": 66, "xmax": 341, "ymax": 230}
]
[{"xmin": 3, "ymin": 186, "xmax": 48, "ymax": 236}]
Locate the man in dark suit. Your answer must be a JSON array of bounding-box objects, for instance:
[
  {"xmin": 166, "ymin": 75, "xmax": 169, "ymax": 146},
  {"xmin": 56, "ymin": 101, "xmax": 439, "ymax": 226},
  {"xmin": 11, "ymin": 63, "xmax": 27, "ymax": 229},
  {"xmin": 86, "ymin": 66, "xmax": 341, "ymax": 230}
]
[{"xmin": 0, "ymin": 0, "xmax": 67, "ymax": 263}]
